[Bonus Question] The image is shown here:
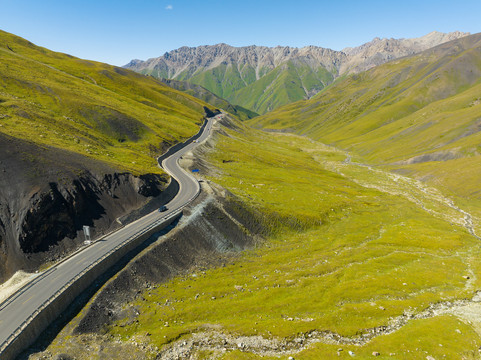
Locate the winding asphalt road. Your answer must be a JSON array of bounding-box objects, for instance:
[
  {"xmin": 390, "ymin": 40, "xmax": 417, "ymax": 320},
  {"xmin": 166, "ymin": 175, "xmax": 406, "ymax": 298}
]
[{"xmin": 0, "ymin": 115, "xmax": 217, "ymax": 357}]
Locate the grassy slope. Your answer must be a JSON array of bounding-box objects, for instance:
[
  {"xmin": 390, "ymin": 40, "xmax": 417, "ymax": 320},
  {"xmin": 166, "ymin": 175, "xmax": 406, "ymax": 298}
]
[
  {"xmin": 106, "ymin": 119, "xmax": 481, "ymax": 359},
  {"xmin": 249, "ymin": 33, "xmax": 481, "ymax": 201},
  {"xmin": 231, "ymin": 61, "xmax": 335, "ymax": 114},
  {"xmin": 188, "ymin": 63, "xmax": 249, "ymax": 100},
  {"xmin": 230, "ymin": 62, "xmax": 302, "ymax": 114},
  {"xmin": 0, "ymin": 29, "xmax": 212, "ymax": 175}
]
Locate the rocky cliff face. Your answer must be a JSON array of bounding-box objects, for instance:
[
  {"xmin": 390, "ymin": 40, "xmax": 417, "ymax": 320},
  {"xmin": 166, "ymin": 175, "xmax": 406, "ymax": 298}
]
[
  {"xmin": 126, "ymin": 31, "xmax": 469, "ymax": 79},
  {"xmin": 125, "ymin": 31, "xmax": 469, "ymax": 114},
  {"xmin": 0, "ymin": 133, "xmax": 168, "ymax": 283},
  {"xmin": 125, "ymin": 43, "xmax": 344, "ymax": 82}
]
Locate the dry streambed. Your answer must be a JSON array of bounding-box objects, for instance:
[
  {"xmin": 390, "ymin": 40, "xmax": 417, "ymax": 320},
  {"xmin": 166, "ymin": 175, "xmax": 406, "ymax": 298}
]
[{"xmin": 157, "ymin": 295, "xmax": 481, "ymax": 359}]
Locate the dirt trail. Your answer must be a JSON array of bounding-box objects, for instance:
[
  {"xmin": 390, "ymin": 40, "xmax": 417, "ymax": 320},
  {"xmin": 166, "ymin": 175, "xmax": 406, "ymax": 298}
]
[{"xmin": 332, "ymin": 152, "xmax": 480, "ymax": 240}]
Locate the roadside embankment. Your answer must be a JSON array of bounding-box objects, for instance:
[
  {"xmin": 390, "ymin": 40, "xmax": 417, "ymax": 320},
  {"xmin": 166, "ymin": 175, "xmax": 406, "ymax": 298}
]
[
  {"xmin": 21, "ymin": 116, "xmax": 272, "ymax": 359},
  {"xmin": 73, "ymin": 180, "xmax": 264, "ymax": 335},
  {"xmin": 22, "ymin": 177, "xmax": 267, "ymax": 359},
  {"xmin": 0, "ymin": 132, "xmax": 170, "ymax": 283}
]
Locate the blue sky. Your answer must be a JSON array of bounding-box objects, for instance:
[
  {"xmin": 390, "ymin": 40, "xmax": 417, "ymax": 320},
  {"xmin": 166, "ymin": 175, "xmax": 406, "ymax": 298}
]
[{"xmin": 0, "ymin": 0, "xmax": 480, "ymax": 66}]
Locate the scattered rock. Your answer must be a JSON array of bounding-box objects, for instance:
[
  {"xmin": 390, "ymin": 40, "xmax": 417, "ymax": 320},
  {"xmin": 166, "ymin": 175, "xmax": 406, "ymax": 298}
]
[
  {"xmin": 372, "ymin": 351, "xmax": 380, "ymax": 356},
  {"xmin": 426, "ymin": 356, "xmax": 435, "ymax": 360},
  {"xmin": 349, "ymin": 350, "xmax": 355, "ymax": 356},
  {"xmin": 55, "ymin": 354, "xmax": 74, "ymax": 360}
]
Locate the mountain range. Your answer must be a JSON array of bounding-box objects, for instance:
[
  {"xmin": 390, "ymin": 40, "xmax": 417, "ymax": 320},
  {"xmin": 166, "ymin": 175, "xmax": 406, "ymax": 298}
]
[
  {"xmin": 125, "ymin": 31, "xmax": 469, "ymax": 114},
  {"xmin": 250, "ymin": 32, "xmax": 481, "ymax": 201}
]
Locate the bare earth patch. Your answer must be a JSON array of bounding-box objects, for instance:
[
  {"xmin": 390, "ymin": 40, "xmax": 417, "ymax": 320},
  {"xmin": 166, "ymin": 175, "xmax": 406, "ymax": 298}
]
[{"xmin": 0, "ymin": 271, "xmax": 38, "ymax": 304}]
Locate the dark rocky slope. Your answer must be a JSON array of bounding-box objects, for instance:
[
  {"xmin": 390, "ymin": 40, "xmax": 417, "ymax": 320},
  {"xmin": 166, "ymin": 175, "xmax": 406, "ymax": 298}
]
[
  {"xmin": 73, "ymin": 182, "xmax": 263, "ymax": 335},
  {"xmin": 21, "ymin": 180, "xmax": 266, "ymax": 359},
  {"xmin": 0, "ymin": 133, "xmax": 169, "ymax": 282}
]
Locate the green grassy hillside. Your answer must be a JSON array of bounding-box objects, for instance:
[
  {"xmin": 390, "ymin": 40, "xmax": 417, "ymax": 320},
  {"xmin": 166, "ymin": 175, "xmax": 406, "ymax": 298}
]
[
  {"xmin": 226, "ymin": 61, "xmax": 328, "ymax": 114},
  {"xmin": 99, "ymin": 118, "xmax": 481, "ymax": 359},
  {"xmin": 191, "ymin": 61, "xmax": 336, "ymax": 114},
  {"xmin": 28, "ymin": 33, "xmax": 481, "ymax": 358},
  {"xmin": 0, "ymin": 29, "xmax": 212, "ymax": 175},
  {"xmin": 250, "ymin": 33, "xmax": 481, "ymax": 201},
  {"xmin": 231, "ymin": 60, "xmax": 335, "ymax": 114},
  {"xmin": 188, "ymin": 63, "xmax": 256, "ymax": 101}
]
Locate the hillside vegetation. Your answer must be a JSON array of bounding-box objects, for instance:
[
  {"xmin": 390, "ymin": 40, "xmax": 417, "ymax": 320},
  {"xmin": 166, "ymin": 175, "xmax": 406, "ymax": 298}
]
[
  {"xmin": 71, "ymin": 117, "xmax": 481, "ymax": 359},
  {"xmin": 228, "ymin": 60, "xmax": 335, "ymax": 114},
  {"xmin": 0, "ymin": 29, "xmax": 212, "ymax": 175},
  {"xmin": 250, "ymin": 33, "xmax": 481, "ymax": 204}
]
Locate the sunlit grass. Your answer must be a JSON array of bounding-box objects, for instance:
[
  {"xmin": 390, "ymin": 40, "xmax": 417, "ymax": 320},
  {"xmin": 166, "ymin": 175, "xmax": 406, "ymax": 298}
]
[
  {"xmin": 0, "ymin": 30, "xmax": 210, "ymax": 175},
  {"xmin": 109, "ymin": 121, "xmax": 481, "ymax": 357}
]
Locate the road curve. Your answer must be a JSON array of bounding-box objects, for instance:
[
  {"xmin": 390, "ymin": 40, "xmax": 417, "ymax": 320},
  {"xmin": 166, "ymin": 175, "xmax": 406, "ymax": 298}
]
[{"xmin": 0, "ymin": 114, "xmax": 218, "ymax": 357}]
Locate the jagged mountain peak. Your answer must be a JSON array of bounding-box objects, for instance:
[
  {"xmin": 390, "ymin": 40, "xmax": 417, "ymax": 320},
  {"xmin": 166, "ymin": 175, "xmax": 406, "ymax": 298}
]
[
  {"xmin": 123, "ymin": 58, "xmax": 143, "ymax": 68},
  {"xmin": 134, "ymin": 42, "xmax": 343, "ymax": 80}
]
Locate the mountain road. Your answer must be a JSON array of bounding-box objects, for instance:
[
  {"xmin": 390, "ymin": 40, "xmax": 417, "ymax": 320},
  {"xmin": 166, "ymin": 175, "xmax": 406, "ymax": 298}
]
[{"xmin": 0, "ymin": 114, "xmax": 218, "ymax": 358}]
